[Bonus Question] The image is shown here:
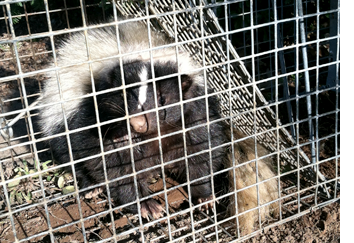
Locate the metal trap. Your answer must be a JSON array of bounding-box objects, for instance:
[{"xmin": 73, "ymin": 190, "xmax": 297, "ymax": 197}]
[{"xmin": 0, "ymin": 0, "xmax": 340, "ymax": 242}]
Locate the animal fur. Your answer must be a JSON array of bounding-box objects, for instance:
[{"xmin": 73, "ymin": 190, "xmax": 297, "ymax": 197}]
[
  {"xmin": 38, "ymin": 21, "xmax": 196, "ymax": 137},
  {"xmin": 37, "ymin": 19, "xmax": 228, "ymax": 219},
  {"xmin": 228, "ymin": 130, "xmax": 280, "ymax": 235},
  {"xmin": 37, "ymin": 19, "xmax": 280, "ymax": 231}
]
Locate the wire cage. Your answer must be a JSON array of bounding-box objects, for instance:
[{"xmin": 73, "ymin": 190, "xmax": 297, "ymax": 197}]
[{"xmin": 0, "ymin": 0, "xmax": 340, "ymax": 242}]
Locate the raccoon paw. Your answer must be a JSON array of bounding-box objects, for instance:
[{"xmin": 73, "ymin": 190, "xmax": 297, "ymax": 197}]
[
  {"xmin": 197, "ymin": 195, "xmax": 216, "ymax": 214},
  {"xmin": 140, "ymin": 199, "xmax": 165, "ymax": 220}
]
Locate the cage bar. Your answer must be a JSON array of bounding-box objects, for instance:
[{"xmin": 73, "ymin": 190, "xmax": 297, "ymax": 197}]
[{"xmin": 0, "ymin": 0, "xmax": 340, "ymax": 242}]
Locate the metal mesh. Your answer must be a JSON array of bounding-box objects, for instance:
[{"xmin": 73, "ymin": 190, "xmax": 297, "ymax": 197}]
[
  {"xmin": 0, "ymin": 0, "xmax": 340, "ymax": 242},
  {"xmin": 117, "ymin": 0, "xmax": 323, "ymax": 183}
]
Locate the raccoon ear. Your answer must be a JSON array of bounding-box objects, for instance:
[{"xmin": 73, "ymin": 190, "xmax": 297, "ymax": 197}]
[{"xmin": 181, "ymin": 74, "xmax": 194, "ymax": 92}]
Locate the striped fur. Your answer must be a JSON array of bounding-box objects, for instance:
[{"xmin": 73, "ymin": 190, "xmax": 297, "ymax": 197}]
[{"xmin": 38, "ymin": 20, "xmax": 200, "ymax": 137}]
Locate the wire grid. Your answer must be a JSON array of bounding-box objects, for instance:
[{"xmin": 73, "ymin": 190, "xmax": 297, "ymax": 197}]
[
  {"xmin": 0, "ymin": 0, "xmax": 340, "ymax": 242},
  {"xmin": 115, "ymin": 0, "xmax": 335, "ymax": 188}
]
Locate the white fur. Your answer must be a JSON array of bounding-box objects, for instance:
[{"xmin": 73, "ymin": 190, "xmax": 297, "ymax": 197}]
[
  {"xmin": 38, "ymin": 20, "xmax": 203, "ymax": 137},
  {"xmin": 138, "ymin": 67, "xmax": 148, "ymax": 109}
]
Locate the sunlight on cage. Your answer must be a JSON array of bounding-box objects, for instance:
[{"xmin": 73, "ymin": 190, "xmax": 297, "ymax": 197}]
[{"xmin": 0, "ymin": 0, "xmax": 339, "ymax": 242}]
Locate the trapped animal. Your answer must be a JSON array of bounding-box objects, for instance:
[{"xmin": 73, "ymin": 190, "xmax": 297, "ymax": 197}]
[{"xmin": 37, "ymin": 19, "xmax": 229, "ymax": 219}]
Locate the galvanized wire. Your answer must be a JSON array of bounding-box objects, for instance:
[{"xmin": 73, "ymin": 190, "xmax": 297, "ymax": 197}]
[{"xmin": 0, "ymin": 0, "xmax": 340, "ymax": 242}]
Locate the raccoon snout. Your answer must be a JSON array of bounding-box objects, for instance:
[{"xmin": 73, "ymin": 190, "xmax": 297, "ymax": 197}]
[{"xmin": 130, "ymin": 115, "xmax": 148, "ymax": 133}]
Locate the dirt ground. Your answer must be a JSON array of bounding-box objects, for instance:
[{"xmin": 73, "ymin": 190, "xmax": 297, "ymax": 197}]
[
  {"xmin": 0, "ymin": 178, "xmax": 340, "ymax": 243},
  {"xmin": 1, "ymin": 16, "xmax": 339, "ymax": 243},
  {"xmin": 0, "ymin": 174, "xmax": 340, "ymax": 242}
]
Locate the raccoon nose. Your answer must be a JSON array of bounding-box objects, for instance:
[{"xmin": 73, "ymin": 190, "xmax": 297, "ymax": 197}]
[{"xmin": 130, "ymin": 115, "xmax": 148, "ymax": 133}]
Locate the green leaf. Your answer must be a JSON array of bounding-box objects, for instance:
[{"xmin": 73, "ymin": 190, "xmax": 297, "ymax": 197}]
[
  {"xmin": 41, "ymin": 160, "xmax": 52, "ymax": 170},
  {"xmin": 24, "ymin": 191, "xmax": 32, "ymax": 203},
  {"xmin": 62, "ymin": 186, "xmax": 75, "ymax": 195},
  {"xmin": 30, "ymin": 170, "xmax": 39, "ymax": 179},
  {"xmin": 8, "ymin": 175, "xmax": 21, "ymax": 188},
  {"xmin": 10, "ymin": 191, "xmax": 16, "ymax": 205},
  {"xmin": 23, "ymin": 161, "xmax": 29, "ymax": 173},
  {"xmin": 29, "ymin": 169, "xmax": 36, "ymax": 174},
  {"xmin": 16, "ymin": 191, "xmax": 24, "ymax": 204}
]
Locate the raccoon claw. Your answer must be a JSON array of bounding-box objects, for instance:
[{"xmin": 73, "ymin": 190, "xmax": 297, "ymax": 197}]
[
  {"xmin": 197, "ymin": 195, "xmax": 214, "ymax": 214},
  {"xmin": 84, "ymin": 187, "xmax": 103, "ymax": 199},
  {"xmin": 140, "ymin": 199, "xmax": 165, "ymax": 220}
]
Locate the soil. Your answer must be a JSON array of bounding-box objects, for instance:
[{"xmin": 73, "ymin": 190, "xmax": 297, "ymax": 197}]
[
  {"xmin": 0, "ymin": 7, "xmax": 339, "ymax": 243},
  {"xmin": 0, "ymin": 178, "xmax": 340, "ymax": 243},
  {"xmin": 0, "ymin": 172, "xmax": 340, "ymax": 243}
]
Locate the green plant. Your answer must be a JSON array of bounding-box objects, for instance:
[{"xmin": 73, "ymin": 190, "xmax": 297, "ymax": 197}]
[
  {"xmin": 7, "ymin": 160, "xmax": 75, "ymax": 205},
  {"xmin": 7, "ymin": 161, "xmax": 45, "ymax": 205},
  {"xmin": 10, "ymin": 0, "xmax": 45, "ymax": 24}
]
